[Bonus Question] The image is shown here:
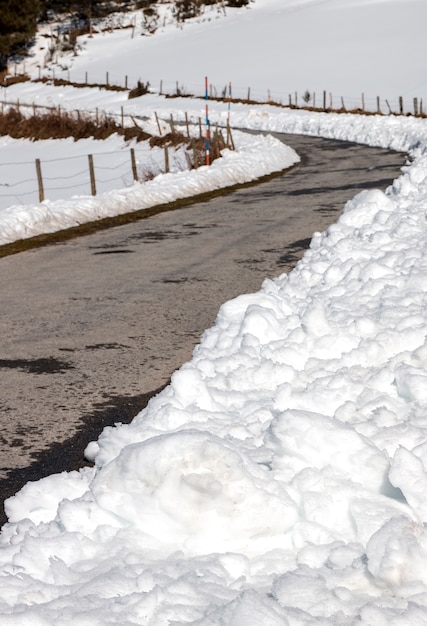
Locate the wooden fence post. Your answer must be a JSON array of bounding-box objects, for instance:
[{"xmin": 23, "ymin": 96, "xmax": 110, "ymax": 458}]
[
  {"xmin": 185, "ymin": 111, "xmax": 190, "ymax": 138},
  {"xmin": 361, "ymin": 93, "xmax": 365, "ymax": 111},
  {"xmin": 164, "ymin": 146, "xmax": 170, "ymax": 173},
  {"xmin": 414, "ymin": 97, "xmax": 418, "ymax": 116},
  {"xmin": 121, "ymin": 106, "xmax": 124, "ymax": 127},
  {"xmin": 130, "ymin": 148, "xmax": 138, "ymax": 181},
  {"xmin": 399, "ymin": 96, "xmax": 403, "ymax": 114},
  {"xmin": 169, "ymin": 114, "xmax": 175, "ymax": 133},
  {"xmin": 106, "ymin": 71, "xmax": 109, "ymax": 86},
  {"xmin": 227, "ymin": 122, "xmax": 235, "ymax": 151},
  {"xmin": 323, "ymin": 90, "xmax": 326, "ymax": 111},
  {"xmin": 154, "ymin": 111, "xmax": 162, "ymax": 135},
  {"xmin": 377, "ymin": 96, "xmax": 381, "ymax": 114},
  {"xmin": 192, "ymin": 139, "xmax": 198, "ymax": 168},
  {"xmin": 88, "ymin": 154, "xmax": 96, "ymax": 195},
  {"xmin": 35, "ymin": 159, "xmax": 45, "ymax": 202},
  {"xmin": 385, "ymin": 99, "xmax": 392, "ymax": 114}
]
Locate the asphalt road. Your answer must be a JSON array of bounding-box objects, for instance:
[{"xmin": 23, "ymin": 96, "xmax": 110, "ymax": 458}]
[{"xmin": 0, "ymin": 133, "xmax": 406, "ymax": 525}]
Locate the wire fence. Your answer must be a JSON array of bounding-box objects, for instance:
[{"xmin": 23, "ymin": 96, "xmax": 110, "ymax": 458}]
[
  {"xmin": 0, "ymin": 145, "xmax": 175, "ymax": 209},
  {"xmin": 5, "ymin": 68, "xmax": 425, "ymax": 118},
  {"xmin": 0, "ymin": 100, "xmax": 232, "ymax": 210}
]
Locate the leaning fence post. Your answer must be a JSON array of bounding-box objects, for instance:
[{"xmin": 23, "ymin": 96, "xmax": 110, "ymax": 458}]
[
  {"xmin": 154, "ymin": 111, "xmax": 162, "ymax": 135},
  {"xmin": 88, "ymin": 154, "xmax": 96, "ymax": 196},
  {"xmin": 164, "ymin": 146, "xmax": 170, "ymax": 173},
  {"xmin": 130, "ymin": 148, "xmax": 138, "ymax": 181},
  {"xmin": 35, "ymin": 159, "xmax": 45, "ymax": 202}
]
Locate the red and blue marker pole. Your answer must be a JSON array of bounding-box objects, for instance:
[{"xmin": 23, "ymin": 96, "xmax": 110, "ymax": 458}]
[{"xmin": 205, "ymin": 76, "xmax": 210, "ymax": 166}]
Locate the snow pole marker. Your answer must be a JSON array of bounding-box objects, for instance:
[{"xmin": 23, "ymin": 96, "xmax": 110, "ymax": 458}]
[
  {"xmin": 205, "ymin": 76, "xmax": 210, "ymax": 166},
  {"xmin": 227, "ymin": 81, "xmax": 232, "ymax": 146}
]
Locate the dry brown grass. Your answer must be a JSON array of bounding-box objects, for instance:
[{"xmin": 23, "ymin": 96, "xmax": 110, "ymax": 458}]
[
  {"xmin": 35, "ymin": 76, "xmax": 128, "ymax": 93},
  {"xmin": 0, "ymin": 107, "xmax": 152, "ymax": 142},
  {"xmin": 0, "ymin": 72, "xmax": 31, "ymax": 87}
]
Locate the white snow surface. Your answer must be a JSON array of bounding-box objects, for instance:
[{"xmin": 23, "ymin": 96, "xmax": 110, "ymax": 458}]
[{"xmin": 2, "ymin": 0, "xmax": 427, "ymax": 624}]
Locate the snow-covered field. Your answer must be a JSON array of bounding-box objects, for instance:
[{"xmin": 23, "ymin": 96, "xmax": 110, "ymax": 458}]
[{"xmin": 2, "ymin": 0, "xmax": 427, "ymax": 624}]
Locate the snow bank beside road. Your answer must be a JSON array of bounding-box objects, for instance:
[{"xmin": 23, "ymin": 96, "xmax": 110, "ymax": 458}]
[{"xmin": 0, "ymin": 131, "xmax": 299, "ymax": 246}]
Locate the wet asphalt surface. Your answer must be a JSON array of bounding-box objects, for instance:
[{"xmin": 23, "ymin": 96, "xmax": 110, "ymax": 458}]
[{"xmin": 0, "ymin": 133, "xmax": 407, "ymax": 526}]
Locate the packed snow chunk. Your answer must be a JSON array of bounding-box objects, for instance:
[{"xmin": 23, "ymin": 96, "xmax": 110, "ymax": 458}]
[
  {"xmin": 366, "ymin": 516, "xmax": 427, "ymax": 589},
  {"xmin": 389, "ymin": 447, "xmax": 427, "ymax": 522},
  {"xmin": 201, "ymin": 589, "xmax": 289, "ymax": 626},
  {"xmin": 340, "ymin": 188, "xmax": 395, "ymax": 229},
  {"xmin": 272, "ymin": 567, "xmax": 341, "ymax": 620},
  {"xmin": 267, "ymin": 409, "xmax": 390, "ymax": 492},
  {"xmin": 84, "ymin": 440, "xmax": 100, "ymax": 463},
  {"xmin": 4, "ymin": 468, "xmax": 94, "ymax": 525},
  {"xmin": 90, "ymin": 430, "xmax": 298, "ymax": 556},
  {"xmin": 393, "ymin": 364, "xmax": 427, "ymax": 403},
  {"xmin": 300, "ymin": 299, "xmax": 332, "ymax": 338}
]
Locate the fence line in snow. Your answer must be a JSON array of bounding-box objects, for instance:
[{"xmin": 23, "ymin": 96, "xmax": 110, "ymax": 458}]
[
  {"xmin": 0, "ymin": 104, "xmax": 234, "ymax": 208},
  {"xmin": 2, "ymin": 69, "xmax": 425, "ymax": 117}
]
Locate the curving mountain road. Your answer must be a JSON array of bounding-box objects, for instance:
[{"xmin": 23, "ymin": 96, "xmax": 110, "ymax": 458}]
[{"xmin": 0, "ymin": 133, "xmax": 406, "ymax": 524}]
